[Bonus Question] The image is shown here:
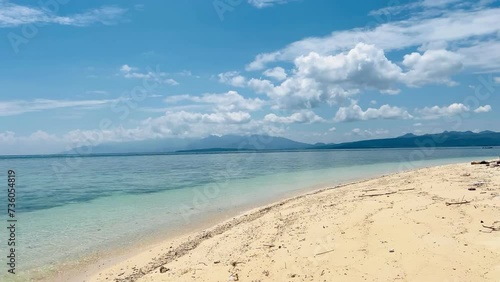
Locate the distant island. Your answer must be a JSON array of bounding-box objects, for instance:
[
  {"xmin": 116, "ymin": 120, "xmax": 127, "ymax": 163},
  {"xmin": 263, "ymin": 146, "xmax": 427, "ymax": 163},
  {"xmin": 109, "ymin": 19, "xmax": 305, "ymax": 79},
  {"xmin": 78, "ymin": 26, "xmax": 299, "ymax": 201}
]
[{"xmin": 65, "ymin": 131, "xmax": 500, "ymax": 155}]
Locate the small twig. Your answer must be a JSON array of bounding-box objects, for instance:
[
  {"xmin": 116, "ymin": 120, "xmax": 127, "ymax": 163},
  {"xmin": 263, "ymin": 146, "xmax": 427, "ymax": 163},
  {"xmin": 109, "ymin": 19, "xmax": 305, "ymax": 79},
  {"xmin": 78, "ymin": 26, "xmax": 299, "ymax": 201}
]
[
  {"xmin": 360, "ymin": 191, "xmax": 397, "ymax": 197},
  {"xmin": 315, "ymin": 249, "xmax": 335, "ymax": 256},
  {"xmin": 445, "ymin": 200, "xmax": 470, "ymax": 206},
  {"xmin": 481, "ymin": 221, "xmax": 500, "ymax": 232},
  {"xmin": 230, "ymin": 261, "xmax": 244, "ymax": 267},
  {"xmin": 399, "ymin": 188, "xmax": 416, "ymax": 192}
]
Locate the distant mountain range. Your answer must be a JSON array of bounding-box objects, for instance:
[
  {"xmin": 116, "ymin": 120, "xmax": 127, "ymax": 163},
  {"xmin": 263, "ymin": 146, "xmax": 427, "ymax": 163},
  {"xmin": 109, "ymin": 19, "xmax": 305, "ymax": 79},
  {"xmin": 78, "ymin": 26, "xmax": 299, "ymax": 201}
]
[
  {"xmin": 66, "ymin": 131, "xmax": 500, "ymax": 154},
  {"xmin": 67, "ymin": 134, "xmax": 312, "ymax": 154},
  {"xmin": 315, "ymin": 131, "xmax": 500, "ymax": 149}
]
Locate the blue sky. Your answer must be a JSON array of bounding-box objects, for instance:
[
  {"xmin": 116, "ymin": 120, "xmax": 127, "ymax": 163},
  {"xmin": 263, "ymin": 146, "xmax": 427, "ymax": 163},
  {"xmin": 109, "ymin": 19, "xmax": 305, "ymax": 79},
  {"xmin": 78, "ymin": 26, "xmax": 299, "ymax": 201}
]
[{"xmin": 0, "ymin": 0, "xmax": 499, "ymax": 154}]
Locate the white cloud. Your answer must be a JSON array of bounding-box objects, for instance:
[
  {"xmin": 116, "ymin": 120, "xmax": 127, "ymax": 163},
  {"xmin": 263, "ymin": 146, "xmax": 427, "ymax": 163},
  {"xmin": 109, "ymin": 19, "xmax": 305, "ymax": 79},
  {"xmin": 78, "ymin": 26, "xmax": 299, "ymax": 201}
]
[
  {"xmin": 474, "ymin": 105, "xmax": 492, "ymax": 113},
  {"xmin": 0, "ymin": 2, "xmax": 127, "ymax": 27},
  {"xmin": 264, "ymin": 110, "xmax": 325, "ymax": 124},
  {"xmin": 415, "ymin": 103, "xmax": 470, "ymax": 120},
  {"xmin": 164, "ymin": 78, "xmax": 179, "ymax": 86},
  {"xmin": 120, "ymin": 65, "xmax": 178, "ymax": 85},
  {"xmin": 246, "ymin": 5, "xmax": 500, "ymax": 72},
  {"xmin": 415, "ymin": 103, "xmax": 493, "ymax": 119},
  {"xmin": 120, "ymin": 64, "xmax": 135, "ymax": 73},
  {"xmin": 413, "ymin": 122, "xmax": 423, "ymax": 127},
  {"xmin": 334, "ymin": 102, "xmax": 413, "ymax": 122},
  {"xmin": 85, "ymin": 90, "xmax": 108, "ymax": 95},
  {"xmin": 0, "ymin": 98, "xmax": 118, "ymax": 116},
  {"xmin": 401, "ymin": 49, "xmax": 463, "ymax": 86},
  {"xmin": 369, "ymin": 0, "xmax": 462, "ymax": 16},
  {"xmin": 456, "ymin": 40, "xmax": 500, "ymax": 72},
  {"xmin": 249, "ymin": 44, "xmax": 460, "ymax": 110},
  {"xmin": 165, "ymin": 91, "xmax": 265, "ymax": 112},
  {"xmin": 56, "ymin": 110, "xmax": 262, "ymax": 149},
  {"xmin": 0, "ymin": 130, "xmax": 66, "ymax": 155},
  {"xmin": 247, "ymin": 0, "xmax": 296, "ymax": 8},
  {"xmin": 249, "ymin": 43, "xmax": 403, "ymax": 109},
  {"xmin": 494, "ymin": 77, "xmax": 500, "ymax": 83},
  {"xmin": 217, "ymin": 71, "xmax": 247, "ymax": 87},
  {"xmin": 328, "ymin": 127, "xmax": 336, "ymax": 132},
  {"xmin": 263, "ymin": 67, "xmax": 287, "ymax": 81},
  {"xmin": 347, "ymin": 128, "xmax": 389, "ymax": 138}
]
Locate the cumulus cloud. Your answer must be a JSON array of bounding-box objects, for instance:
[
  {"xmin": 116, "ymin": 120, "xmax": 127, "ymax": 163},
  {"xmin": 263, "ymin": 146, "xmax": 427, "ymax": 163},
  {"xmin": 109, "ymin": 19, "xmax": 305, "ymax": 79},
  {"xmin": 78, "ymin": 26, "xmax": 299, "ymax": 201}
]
[
  {"xmin": 59, "ymin": 109, "xmax": 288, "ymax": 148},
  {"xmin": 245, "ymin": 5, "xmax": 500, "ymax": 72},
  {"xmin": 474, "ymin": 105, "xmax": 492, "ymax": 113},
  {"xmin": 164, "ymin": 91, "xmax": 265, "ymax": 112},
  {"xmin": 249, "ymin": 43, "xmax": 402, "ymax": 109},
  {"xmin": 217, "ymin": 71, "xmax": 247, "ymax": 87},
  {"xmin": 401, "ymin": 49, "xmax": 463, "ymax": 86},
  {"xmin": 0, "ymin": 130, "xmax": 67, "ymax": 155},
  {"xmin": 264, "ymin": 110, "xmax": 325, "ymax": 124},
  {"xmin": 334, "ymin": 102, "xmax": 413, "ymax": 122},
  {"xmin": 414, "ymin": 103, "xmax": 493, "ymax": 119},
  {"xmin": 415, "ymin": 103, "xmax": 470, "ymax": 120},
  {"xmin": 249, "ymin": 44, "xmax": 460, "ymax": 110},
  {"xmin": 263, "ymin": 67, "xmax": 287, "ymax": 81}
]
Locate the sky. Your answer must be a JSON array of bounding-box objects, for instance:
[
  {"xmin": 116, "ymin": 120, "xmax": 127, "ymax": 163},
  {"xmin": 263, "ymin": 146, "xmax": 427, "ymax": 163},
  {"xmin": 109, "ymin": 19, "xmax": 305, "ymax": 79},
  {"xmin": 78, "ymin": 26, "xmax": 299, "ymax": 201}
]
[{"xmin": 0, "ymin": 0, "xmax": 499, "ymax": 155}]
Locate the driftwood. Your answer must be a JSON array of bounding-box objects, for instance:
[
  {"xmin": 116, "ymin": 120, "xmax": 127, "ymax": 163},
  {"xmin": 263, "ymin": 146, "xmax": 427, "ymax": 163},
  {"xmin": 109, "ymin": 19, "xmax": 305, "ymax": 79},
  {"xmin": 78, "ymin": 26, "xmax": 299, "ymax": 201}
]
[
  {"xmin": 481, "ymin": 221, "xmax": 500, "ymax": 232},
  {"xmin": 399, "ymin": 188, "xmax": 416, "ymax": 192},
  {"xmin": 445, "ymin": 200, "xmax": 470, "ymax": 206},
  {"xmin": 359, "ymin": 191, "xmax": 397, "ymax": 197},
  {"xmin": 315, "ymin": 249, "xmax": 335, "ymax": 256}
]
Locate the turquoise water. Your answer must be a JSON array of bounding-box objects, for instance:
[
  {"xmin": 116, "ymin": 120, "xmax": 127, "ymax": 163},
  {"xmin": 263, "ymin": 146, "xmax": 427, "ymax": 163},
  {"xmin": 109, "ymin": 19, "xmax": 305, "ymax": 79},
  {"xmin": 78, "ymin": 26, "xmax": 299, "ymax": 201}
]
[{"xmin": 0, "ymin": 148, "xmax": 499, "ymax": 280}]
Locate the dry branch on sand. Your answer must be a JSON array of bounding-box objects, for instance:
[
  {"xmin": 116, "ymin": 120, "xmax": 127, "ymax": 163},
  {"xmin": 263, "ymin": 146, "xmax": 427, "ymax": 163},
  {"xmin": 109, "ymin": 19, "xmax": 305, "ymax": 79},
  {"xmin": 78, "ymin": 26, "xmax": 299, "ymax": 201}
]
[
  {"xmin": 445, "ymin": 200, "xmax": 470, "ymax": 206},
  {"xmin": 481, "ymin": 221, "xmax": 500, "ymax": 233},
  {"xmin": 359, "ymin": 191, "xmax": 397, "ymax": 197}
]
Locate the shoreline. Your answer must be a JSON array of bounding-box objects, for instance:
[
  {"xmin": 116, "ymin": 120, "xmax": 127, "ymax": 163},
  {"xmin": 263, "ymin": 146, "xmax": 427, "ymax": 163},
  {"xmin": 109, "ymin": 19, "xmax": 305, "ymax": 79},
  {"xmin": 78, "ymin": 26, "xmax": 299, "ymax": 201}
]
[
  {"xmin": 65, "ymin": 159, "xmax": 500, "ymax": 281},
  {"xmin": 54, "ymin": 170, "xmax": 380, "ymax": 282}
]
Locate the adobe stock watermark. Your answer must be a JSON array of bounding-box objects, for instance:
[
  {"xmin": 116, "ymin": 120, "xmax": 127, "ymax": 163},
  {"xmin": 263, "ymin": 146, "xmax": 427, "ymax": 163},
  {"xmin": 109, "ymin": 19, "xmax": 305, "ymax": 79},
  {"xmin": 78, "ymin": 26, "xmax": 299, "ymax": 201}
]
[
  {"xmin": 7, "ymin": 0, "xmax": 71, "ymax": 54},
  {"xmin": 213, "ymin": 0, "xmax": 244, "ymax": 21},
  {"xmin": 50, "ymin": 65, "xmax": 165, "ymax": 184},
  {"xmin": 397, "ymin": 74, "xmax": 497, "ymax": 172}
]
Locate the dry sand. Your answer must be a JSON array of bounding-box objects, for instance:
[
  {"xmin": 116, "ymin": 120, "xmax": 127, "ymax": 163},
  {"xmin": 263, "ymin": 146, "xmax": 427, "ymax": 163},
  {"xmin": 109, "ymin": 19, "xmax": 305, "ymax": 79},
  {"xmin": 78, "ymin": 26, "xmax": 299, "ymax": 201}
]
[{"xmin": 80, "ymin": 161, "xmax": 500, "ymax": 282}]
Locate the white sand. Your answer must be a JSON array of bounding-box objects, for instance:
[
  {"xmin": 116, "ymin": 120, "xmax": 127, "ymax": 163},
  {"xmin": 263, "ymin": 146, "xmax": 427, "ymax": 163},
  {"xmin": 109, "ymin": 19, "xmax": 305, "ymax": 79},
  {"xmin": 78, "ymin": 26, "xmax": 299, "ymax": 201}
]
[{"xmin": 72, "ymin": 162, "xmax": 500, "ymax": 282}]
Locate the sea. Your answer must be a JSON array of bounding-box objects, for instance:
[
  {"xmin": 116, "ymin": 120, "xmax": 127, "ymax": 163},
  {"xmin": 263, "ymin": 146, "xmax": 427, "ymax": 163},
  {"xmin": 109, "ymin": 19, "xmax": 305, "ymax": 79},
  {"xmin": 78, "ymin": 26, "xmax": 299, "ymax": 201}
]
[{"xmin": 0, "ymin": 148, "xmax": 499, "ymax": 281}]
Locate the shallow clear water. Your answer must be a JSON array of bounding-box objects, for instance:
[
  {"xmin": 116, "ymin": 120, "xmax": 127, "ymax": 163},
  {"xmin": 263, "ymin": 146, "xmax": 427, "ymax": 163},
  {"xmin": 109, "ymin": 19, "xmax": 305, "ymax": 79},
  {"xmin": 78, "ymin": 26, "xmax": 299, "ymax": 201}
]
[{"xmin": 0, "ymin": 148, "xmax": 498, "ymax": 279}]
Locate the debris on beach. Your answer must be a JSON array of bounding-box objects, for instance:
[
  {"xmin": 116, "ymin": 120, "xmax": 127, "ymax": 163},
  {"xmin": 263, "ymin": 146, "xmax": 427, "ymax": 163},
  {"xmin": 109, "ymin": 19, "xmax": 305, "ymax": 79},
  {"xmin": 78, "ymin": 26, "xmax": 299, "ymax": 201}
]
[
  {"xmin": 159, "ymin": 266, "xmax": 170, "ymax": 273},
  {"xmin": 480, "ymin": 221, "xmax": 500, "ymax": 233},
  {"xmin": 471, "ymin": 160, "xmax": 500, "ymax": 167},
  {"xmin": 228, "ymin": 273, "xmax": 239, "ymax": 281}
]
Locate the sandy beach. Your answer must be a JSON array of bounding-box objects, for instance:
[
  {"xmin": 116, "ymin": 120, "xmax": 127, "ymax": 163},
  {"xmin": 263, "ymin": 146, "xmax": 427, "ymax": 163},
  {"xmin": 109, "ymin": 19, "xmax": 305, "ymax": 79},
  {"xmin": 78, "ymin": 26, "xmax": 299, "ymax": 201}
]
[{"xmin": 75, "ymin": 161, "xmax": 500, "ymax": 282}]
